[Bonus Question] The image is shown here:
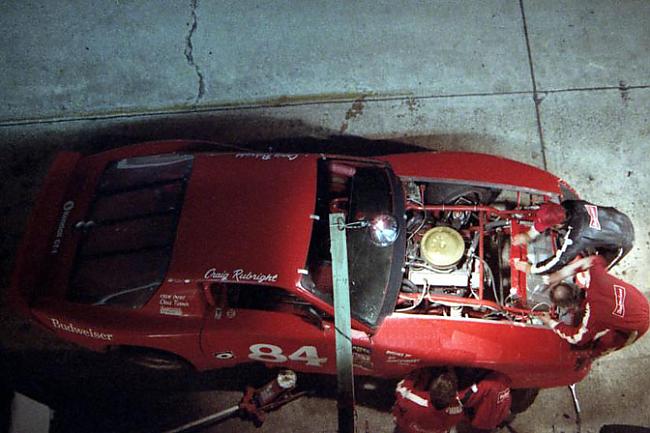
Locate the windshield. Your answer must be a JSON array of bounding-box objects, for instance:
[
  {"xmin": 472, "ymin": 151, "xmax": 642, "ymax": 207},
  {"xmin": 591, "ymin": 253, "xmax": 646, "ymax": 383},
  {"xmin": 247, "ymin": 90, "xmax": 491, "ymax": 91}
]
[{"xmin": 304, "ymin": 159, "xmax": 405, "ymax": 328}]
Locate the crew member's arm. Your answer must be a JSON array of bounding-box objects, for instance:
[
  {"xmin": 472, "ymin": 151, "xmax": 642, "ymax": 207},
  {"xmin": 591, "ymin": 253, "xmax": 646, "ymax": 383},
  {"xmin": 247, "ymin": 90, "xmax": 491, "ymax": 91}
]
[
  {"xmin": 513, "ymin": 202, "xmax": 566, "ymax": 246},
  {"xmin": 544, "ymin": 256, "xmax": 595, "ymax": 285},
  {"xmin": 514, "ymin": 255, "xmax": 594, "ymax": 284},
  {"xmin": 540, "ymin": 300, "xmax": 597, "ymax": 346}
]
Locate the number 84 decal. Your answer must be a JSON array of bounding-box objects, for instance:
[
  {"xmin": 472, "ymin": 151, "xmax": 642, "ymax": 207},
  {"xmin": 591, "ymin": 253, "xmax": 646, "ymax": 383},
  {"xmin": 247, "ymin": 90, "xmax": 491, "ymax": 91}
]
[{"xmin": 249, "ymin": 343, "xmax": 328, "ymax": 367}]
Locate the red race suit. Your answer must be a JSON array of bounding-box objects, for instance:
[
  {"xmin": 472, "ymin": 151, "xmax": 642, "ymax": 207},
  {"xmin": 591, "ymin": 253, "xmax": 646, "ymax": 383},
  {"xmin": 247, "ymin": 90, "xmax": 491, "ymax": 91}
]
[
  {"xmin": 392, "ymin": 371, "xmax": 511, "ymax": 433},
  {"xmin": 549, "ymin": 255, "xmax": 650, "ymax": 356}
]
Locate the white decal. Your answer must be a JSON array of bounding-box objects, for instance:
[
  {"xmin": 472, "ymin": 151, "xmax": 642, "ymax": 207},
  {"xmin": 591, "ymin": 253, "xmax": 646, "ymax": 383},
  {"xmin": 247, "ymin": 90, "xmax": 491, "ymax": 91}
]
[
  {"xmin": 204, "ymin": 268, "xmax": 278, "ymax": 284},
  {"xmin": 214, "ymin": 351, "xmax": 234, "ymax": 360},
  {"xmin": 248, "ymin": 344, "xmax": 327, "ymax": 367},
  {"xmin": 584, "ymin": 204, "xmax": 602, "ymax": 230},
  {"xmin": 249, "ymin": 343, "xmax": 287, "ymax": 363},
  {"xmin": 226, "ymin": 309, "xmax": 237, "ymax": 319},
  {"xmin": 386, "ymin": 350, "xmax": 420, "ymax": 365},
  {"xmin": 235, "ymin": 153, "xmax": 299, "ymax": 161},
  {"xmin": 49, "ymin": 318, "xmax": 113, "ymax": 341},
  {"xmin": 160, "ymin": 307, "xmax": 182, "ymax": 316},
  {"xmin": 51, "ymin": 200, "xmax": 75, "ymax": 255},
  {"xmin": 613, "ymin": 285, "xmax": 626, "ymax": 318},
  {"xmin": 159, "ymin": 294, "xmax": 190, "ymax": 316},
  {"xmin": 386, "ymin": 358, "xmax": 421, "ymax": 364},
  {"xmin": 204, "ymin": 269, "xmax": 229, "ymax": 281},
  {"xmin": 214, "ymin": 307, "xmax": 223, "ymax": 320},
  {"xmin": 497, "ymin": 388, "xmax": 511, "ymax": 404}
]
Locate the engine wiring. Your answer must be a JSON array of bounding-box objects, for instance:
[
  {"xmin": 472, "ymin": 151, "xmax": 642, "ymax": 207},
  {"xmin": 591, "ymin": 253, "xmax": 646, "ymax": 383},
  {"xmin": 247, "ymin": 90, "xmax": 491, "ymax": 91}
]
[{"xmin": 396, "ymin": 279, "xmax": 428, "ymax": 312}]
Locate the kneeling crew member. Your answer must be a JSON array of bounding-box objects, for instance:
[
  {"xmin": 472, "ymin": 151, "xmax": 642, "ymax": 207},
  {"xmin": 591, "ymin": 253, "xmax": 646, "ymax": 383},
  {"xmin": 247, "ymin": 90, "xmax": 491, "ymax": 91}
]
[{"xmin": 392, "ymin": 368, "xmax": 511, "ymax": 433}]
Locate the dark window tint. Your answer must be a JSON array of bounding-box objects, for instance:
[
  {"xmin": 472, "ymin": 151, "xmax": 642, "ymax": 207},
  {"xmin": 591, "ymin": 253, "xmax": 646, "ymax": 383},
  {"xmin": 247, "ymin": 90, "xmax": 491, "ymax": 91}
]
[
  {"xmin": 225, "ymin": 283, "xmax": 301, "ymax": 311},
  {"xmin": 98, "ymin": 154, "xmax": 194, "ymax": 192},
  {"xmin": 69, "ymin": 249, "xmax": 170, "ymax": 307},
  {"xmin": 68, "ymin": 154, "xmax": 193, "ymax": 308},
  {"xmin": 80, "ymin": 214, "xmax": 176, "ymax": 257},
  {"xmin": 91, "ymin": 182, "xmax": 183, "ymax": 222}
]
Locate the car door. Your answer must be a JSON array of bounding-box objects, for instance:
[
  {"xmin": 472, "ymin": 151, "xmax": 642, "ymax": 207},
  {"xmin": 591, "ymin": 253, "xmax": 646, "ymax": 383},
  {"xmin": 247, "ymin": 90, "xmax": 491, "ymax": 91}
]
[{"xmin": 199, "ymin": 282, "xmax": 338, "ymax": 374}]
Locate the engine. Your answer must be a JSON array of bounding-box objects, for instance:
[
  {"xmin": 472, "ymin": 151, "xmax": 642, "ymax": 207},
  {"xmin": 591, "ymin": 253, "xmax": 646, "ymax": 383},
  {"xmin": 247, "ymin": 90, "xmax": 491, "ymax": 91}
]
[
  {"xmin": 400, "ymin": 181, "xmax": 557, "ymax": 314},
  {"xmin": 405, "ymin": 220, "xmax": 489, "ymax": 299}
]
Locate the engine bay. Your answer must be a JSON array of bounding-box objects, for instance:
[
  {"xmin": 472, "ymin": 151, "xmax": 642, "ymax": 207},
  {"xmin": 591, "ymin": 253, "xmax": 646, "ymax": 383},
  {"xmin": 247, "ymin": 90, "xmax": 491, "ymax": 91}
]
[{"xmin": 397, "ymin": 180, "xmax": 556, "ymax": 321}]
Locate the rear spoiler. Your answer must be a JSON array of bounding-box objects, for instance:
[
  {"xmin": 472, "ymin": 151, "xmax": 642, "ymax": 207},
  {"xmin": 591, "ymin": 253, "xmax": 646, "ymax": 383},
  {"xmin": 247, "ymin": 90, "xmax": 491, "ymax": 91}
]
[{"xmin": 9, "ymin": 152, "xmax": 82, "ymax": 318}]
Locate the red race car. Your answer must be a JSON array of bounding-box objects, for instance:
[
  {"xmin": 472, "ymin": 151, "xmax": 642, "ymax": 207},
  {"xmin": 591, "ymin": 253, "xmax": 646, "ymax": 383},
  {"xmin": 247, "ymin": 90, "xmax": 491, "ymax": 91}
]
[{"xmin": 10, "ymin": 140, "xmax": 596, "ymax": 389}]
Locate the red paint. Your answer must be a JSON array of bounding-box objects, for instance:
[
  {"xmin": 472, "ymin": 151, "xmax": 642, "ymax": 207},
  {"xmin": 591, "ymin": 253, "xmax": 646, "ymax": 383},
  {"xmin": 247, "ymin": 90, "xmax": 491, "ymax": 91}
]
[
  {"xmin": 379, "ymin": 152, "xmax": 563, "ymax": 195},
  {"xmin": 10, "ymin": 141, "xmax": 589, "ymax": 389}
]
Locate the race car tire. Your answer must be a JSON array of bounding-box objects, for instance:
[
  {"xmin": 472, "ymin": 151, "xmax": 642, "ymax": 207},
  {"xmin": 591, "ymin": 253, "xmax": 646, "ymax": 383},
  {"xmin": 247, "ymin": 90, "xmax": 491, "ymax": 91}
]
[
  {"xmin": 425, "ymin": 183, "xmax": 500, "ymax": 205},
  {"xmin": 116, "ymin": 346, "xmax": 192, "ymax": 371},
  {"xmin": 510, "ymin": 388, "xmax": 540, "ymax": 414}
]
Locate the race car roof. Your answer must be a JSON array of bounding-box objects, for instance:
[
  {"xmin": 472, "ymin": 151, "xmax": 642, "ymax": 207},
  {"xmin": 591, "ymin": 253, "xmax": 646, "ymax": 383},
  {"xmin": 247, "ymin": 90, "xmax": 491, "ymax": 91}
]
[{"xmin": 168, "ymin": 153, "xmax": 318, "ymax": 289}]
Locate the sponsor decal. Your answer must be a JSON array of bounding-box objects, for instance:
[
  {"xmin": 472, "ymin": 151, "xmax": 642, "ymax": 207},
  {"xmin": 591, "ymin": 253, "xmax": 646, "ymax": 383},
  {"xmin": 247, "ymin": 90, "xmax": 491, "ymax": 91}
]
[
  {"xmin": 159, "ymin": 294, "xmax": 190, "ymax": 316},
  {"xmin": 584, "ymin": 204, "xmax": 602, "ymax": 230},
  {"xmin": 613, "ymin": 285, "xmax": 626, "ymax": 318},
  {"xmin": 160, "ymin": 307, "xmax": 183, "ymax": 316},
  {"xmin": 204, "ymin": 268, "xmax": 278, "ymax": 284},
  {"xmin": 49, "ymin": 318, "xmax": 113, "ymax": 341},
  {"xmin": 235, "ymin": 153, "xmax": 299, "ymax": 161},
  {"xmin": 51, "ymin": 200, "xmax": 75, "ymax": 255},
  {"xmin": 385, "ymin": 350, "xmax": 421, "ymax": 365},
  {"xmin": 497, "ymin": 388, "xmax": 511, "ymax": 404},
  {"xmin": 352, "ymin": 345, "xmax": 373, "ymax": 370}
]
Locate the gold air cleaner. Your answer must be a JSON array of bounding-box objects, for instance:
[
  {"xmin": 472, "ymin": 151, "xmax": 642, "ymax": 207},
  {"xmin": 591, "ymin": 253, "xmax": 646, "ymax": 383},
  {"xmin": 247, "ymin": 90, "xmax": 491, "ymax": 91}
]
[{"xmin": 420, "ymin": 226, "xmax": 465, "ymax": 269}]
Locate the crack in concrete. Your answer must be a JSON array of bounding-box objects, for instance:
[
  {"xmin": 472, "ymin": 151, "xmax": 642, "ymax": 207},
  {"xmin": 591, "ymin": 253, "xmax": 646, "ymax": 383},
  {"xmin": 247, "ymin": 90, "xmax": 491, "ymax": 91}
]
[{"xmin": 184, "ymin": 0, "xmax": 205, "ymax": 104}]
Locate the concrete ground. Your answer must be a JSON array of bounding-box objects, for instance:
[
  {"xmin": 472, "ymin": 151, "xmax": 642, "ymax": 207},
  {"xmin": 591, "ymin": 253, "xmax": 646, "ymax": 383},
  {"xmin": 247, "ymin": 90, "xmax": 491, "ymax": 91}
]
[{"xmin": 1, "ymin": 0, "xmax": 649, "ymax": 432}]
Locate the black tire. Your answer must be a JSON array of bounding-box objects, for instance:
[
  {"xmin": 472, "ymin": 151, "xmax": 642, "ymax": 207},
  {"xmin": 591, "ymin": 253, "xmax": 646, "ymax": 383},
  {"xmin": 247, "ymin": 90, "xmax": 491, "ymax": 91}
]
[
  {"xmin": 115, "ymin": 346, "xmax": 192, "ymax": 372},
  {"xmin": 510, "ymin": 388, "xmax": 540, "ymax": 414},
  {"xmin": 425, "ymin": 183, "xmax": 500, "ymax": 205}
]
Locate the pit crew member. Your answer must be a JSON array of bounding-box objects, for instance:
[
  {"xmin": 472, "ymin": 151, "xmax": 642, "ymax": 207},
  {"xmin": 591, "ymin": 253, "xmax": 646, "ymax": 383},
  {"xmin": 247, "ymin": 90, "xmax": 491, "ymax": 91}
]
[
  {"xmin": 392, "ymin": 368, "xmax": 512, "ymax": 433},
  {"xmin": 539, "ymin": 255, "xmax": 650, "ymax": 357}
]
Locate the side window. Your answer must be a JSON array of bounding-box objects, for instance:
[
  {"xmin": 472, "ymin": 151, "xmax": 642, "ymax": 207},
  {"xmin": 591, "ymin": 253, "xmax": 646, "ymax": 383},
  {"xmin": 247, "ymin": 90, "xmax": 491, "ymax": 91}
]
[{"xmin": 222, "ymin": 283, "xmax": 299, "ymax": 311}]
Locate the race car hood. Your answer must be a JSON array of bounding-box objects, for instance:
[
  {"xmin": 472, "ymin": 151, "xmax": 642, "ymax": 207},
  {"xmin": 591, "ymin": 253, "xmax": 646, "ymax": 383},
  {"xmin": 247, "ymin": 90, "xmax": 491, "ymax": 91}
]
[
  {"xmin": 168, "ymin": 153, "xmax": 318, "ymax": 289},
  {"xmin": 379, "ymin": 152, "xmax": 564, "ymax": 195}
]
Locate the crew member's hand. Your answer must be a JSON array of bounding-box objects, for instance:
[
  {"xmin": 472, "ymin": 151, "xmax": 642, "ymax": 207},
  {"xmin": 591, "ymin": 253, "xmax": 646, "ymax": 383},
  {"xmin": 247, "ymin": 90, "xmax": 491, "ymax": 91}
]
[
  {"xmin": 513, "ymin": 258, "xmax": 531, "ymax": 273},
  {"xmin": 539, "ymin": 312, "xmax": 553, "ymax": 326},
  {"xmin": 512, "ymin": 233, "xmax": 530, "ymax": 246}
]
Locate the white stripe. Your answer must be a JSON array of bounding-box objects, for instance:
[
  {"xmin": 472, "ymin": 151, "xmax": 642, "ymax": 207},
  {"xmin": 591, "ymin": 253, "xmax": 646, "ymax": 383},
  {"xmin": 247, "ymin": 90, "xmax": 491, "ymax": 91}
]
[
  {"xmin": 593, "ymin": 329, "xmax": 610, "ymax": 341},
  {"xmin": 532, "ymin": 227, "xmax": 573, "ymax": 274},
  {"xmin": 554, "ymin": 302, "xmax": 591, "ymax": 344},
  {"xmin": 396, "ymin": 382, "xmax": 429, "ymax": 407}
]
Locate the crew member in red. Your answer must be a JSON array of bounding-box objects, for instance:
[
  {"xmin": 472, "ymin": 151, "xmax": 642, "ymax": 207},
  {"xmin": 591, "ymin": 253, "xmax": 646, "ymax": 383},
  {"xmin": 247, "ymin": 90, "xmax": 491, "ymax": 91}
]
[
  {"xmin": 392, "ymin": 368, "xmax": 512, "ymax": 433},
  {"xmin": 539, "ymin": 255, "xmax": 650, "ymax": 356},
  {"xmin": 513, "ymin": 200, "xmax": 634, "ymax": 275}
]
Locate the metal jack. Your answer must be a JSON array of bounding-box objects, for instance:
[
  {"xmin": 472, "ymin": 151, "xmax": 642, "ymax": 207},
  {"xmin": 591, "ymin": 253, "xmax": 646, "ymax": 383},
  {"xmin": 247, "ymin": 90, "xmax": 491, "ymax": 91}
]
[{"xmin": 163, "ymin": 370, "xmax": 304, "ymax": 433}]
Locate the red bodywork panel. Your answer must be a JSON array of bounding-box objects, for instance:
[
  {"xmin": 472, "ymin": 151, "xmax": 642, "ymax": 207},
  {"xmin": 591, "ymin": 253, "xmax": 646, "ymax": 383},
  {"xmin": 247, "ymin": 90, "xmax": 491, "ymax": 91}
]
[
  {"xmin": 10, "ymin": 141, "xmax": 591, "ymax": 389},
  {"xmin": 379, "ymin": 152, "xmax": 563, "ymax": 195},
  {"xmin": 170, "ymin": 154, "xmax": 317, "ymax": 289}
]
